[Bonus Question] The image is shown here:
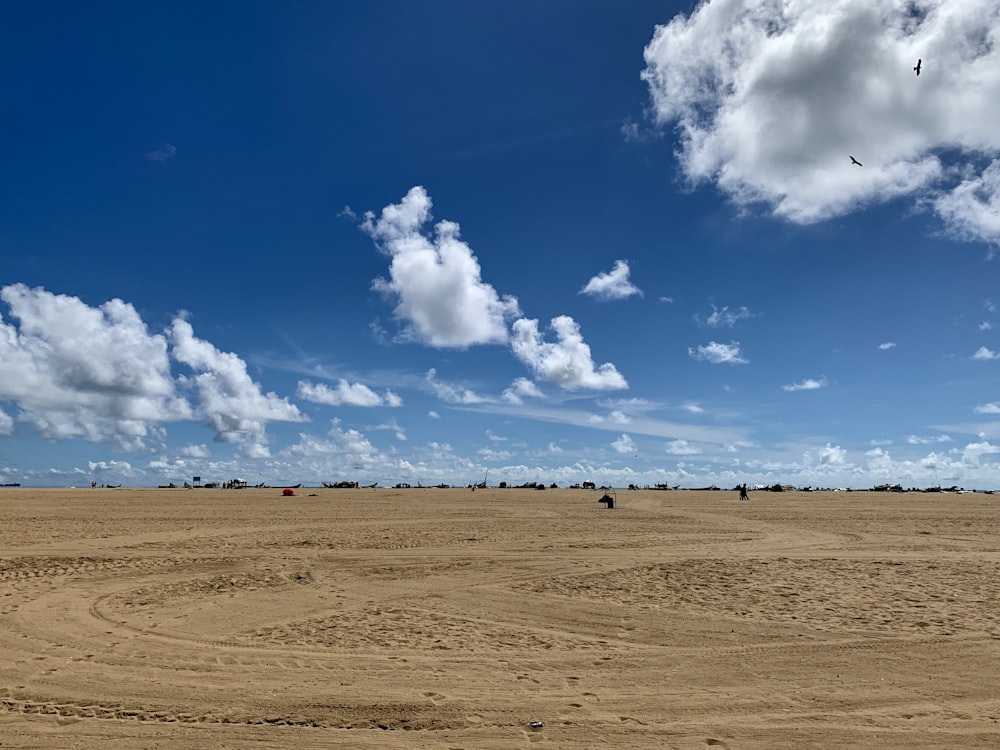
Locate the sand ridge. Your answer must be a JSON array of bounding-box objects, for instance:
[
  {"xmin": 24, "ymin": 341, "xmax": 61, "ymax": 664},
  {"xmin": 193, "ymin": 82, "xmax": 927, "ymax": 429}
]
[{"xmin": 1, "ymin": 487, "xmax": 999, "ymax": 748}]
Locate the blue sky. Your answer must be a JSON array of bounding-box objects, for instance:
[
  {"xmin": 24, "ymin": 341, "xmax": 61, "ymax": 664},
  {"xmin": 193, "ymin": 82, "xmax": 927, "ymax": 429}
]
[{"xmin": 2, "ymin": 0, "xmax": 1000, "ymax": 489}]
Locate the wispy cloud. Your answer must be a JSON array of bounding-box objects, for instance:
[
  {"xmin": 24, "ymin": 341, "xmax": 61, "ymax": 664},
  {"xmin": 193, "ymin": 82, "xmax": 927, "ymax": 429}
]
[
  {"xmin": 697, "ymin": 304, "xmax": 752, "ymax": 328},
  {"xmin": 146, "ymin": 143, "xmax": 176, "ymax": 162},
  {"xmin": 975, "ymin": 402, "xmax": 1000, "ymax": 414},
  {"xmin": 907, "ymin": 434, "xmax": 953, "ymax": 445},
  {"xmin": 370, "ymin": 418, "xmax": 407, "ymax": 441},
  {"xmin": 878, "ymin": 342, "xmax": 896, "ymax": 350},
  {"xmin": 689, "ymin": 341, "xmax": 748, "ymax": 364},
  {"xmin": 781, "ymin": 376, "xmax": 828, "ymax": 392},
  {"xmin": 425, "ymin": 368, "xmax": 491, "ymax": 404}
]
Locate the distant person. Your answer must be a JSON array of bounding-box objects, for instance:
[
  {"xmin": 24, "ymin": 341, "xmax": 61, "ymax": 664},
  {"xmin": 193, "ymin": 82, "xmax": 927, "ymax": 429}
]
[{"xmin": 739, "ymin": 483, "xmax": 749, "ymax": 501}]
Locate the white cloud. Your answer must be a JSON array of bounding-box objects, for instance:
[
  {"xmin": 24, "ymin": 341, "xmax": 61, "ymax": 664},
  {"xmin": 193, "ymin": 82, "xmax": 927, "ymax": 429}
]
[
  {"xmin": 502, "ymin": 377, "xmax": 544, "ymax": 404},
  {"xmin": 363, "ymin": 186, "xmax": 521, "ymax": 348},
  {"xmin": 170, "ymin": 318, "xmax": 306, "ymax": 457},
  {"xmin": 146, "ymin": 143, "xmax": 176, "ymax": 162},
  {"xmin": 428, "ymin": 410, "xmax": 440, "ymax": 419},
  {"xmin": 641, "ymin": 0, "xmax": 1000, "ymax": 243},
  {"xmin": 478, "ymin": 447, "xmax": 512, "ymax": 461},
  {"xmin": 0, "ymin": 407, "xmax": 13, "ymax": 435},
  {"xmin": 180, "ymin": 443, "xmax": 210, "ymax": 458},
  {"xmin": 511, "ymin": 316, "xmax": 628, "ymax": 390},
  {"xmin": 907, "ymin": 434, "xmax": 953, "ymax": 445},
  {"xmin": 980, "ymin": 321, "xmax": 993, "ymax": 331},
  {"xmin": 681, "ymin": 401, "xmax": 704, "ymax": 414},
  {"xmin": 659, "ymin": 296, "xmax": 674, "ymax": 304},
  {"xmin": 371, "ymin": 418, "xmax": 407, "ymax": 441},
  {"xmin": 973, "ymin": 346, "xmax": 1000, "ymax": 360},
  {"xmin": 987, "ymin": 299, "xmax": 998, "ymax": 314},
  {"xmin": 962, "ymin": 435, "xmax": 1000, "ymax": 466},
  {"xmin": 665, "ymin": 438, "xmax": 701, "ymax": 455},
  {"xmin": 879, "ymin": 341, "xmax": 897, "ymax": 350},
  {"xmin": 782, "ymin": 376, "xmax": 828, "ymax": 392},
  {"xmin": 284, "ymin": 419, "xmax": 379, "ymax": 461},
  {"xmin": 816, "ymin": 444, "xmax": 847, "ymax": 466},
  {"xmin": 700, "ymin": 304, "xmax": 751, "ymax": 327},
  {"xmin": 612, "ymin": 433, "xmax": 637, "ymax": 454},
  {"xmin": 580, "ymin": 260, "xmax": 643, "ymax": 301},
  {"xmin": 975, "ymin": 402, "xmax": 1000, "ymax": 414},
  {"xmin": 297, "ymin": 379, "xmax": 402, "ymax": 408},
  {"xmin": 934, "ymin": 161, "xmax": 1000, "ymax": 246},
  {"xmin": 0, "ymin": 284, "xmax": 191, "ymax": 449},
  {"xmin": 425, "ymin": 368, "xmax": 491, "ymax": 404},
  {"xmin": 689, "ymin": 340, "xmax": 748, "ymax": 364}
]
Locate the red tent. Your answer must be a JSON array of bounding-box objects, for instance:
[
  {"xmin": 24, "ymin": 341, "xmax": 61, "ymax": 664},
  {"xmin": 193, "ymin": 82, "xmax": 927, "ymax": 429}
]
[{"xmin": 282, "ymin": 488, "xmax": 295, "ymax": 497}]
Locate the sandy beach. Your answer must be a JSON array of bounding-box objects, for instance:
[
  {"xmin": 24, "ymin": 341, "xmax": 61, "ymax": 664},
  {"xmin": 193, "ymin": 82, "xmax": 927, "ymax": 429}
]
[{"xmin": 1, "ymin": 486, "xmax": 998, "ymax": 748}]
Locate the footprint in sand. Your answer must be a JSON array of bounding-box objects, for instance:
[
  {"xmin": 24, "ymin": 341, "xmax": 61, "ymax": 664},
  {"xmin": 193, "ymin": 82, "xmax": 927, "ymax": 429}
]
[
  {"xmin": 422, "ymin": 691, "xmax": 447, "ymax": 704},
  {"xmin": 705, "ymin": 739, "xmax": 731, "ymax": 749}
]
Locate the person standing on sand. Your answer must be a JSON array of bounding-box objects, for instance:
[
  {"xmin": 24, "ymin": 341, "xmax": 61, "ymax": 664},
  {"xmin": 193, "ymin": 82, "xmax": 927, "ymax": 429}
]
[{"xmin": 739, "ymin": 483, "xmax": 749, "ymax": 501}]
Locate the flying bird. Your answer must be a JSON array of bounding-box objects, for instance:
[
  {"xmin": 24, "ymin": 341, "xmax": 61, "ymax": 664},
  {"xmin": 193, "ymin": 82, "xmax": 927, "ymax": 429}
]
[
  {"xmin": 850, "ymin": 156, "xmax": 862, "ymax": 167},
  {"xmin": 914, "ymin": 58, "xmax": 922, "ymax": 75}
]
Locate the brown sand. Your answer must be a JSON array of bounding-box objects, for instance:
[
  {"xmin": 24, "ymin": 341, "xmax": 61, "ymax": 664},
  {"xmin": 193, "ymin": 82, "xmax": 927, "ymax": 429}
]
[{"xmin": 1, "ymin": 487, "xmax": 999, "ymax": 748}]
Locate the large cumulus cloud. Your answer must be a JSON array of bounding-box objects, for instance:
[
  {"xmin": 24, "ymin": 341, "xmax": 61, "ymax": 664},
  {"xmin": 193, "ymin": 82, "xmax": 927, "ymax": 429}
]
[
  {"xmin": 642, "ymin": 0, "xmax": 1000, "ymax": 242},
  {"xmin": 363, "ymin": 186, "xmax": 521, "ymax": 348},
  {"xmin": 363, "ymin": 187, "xmax": 630, "ymax": 392},
  {"xmin": 0, "ymin": 284, "xmax": 304, "ymax": 456},
  {"xmin": 0, "ymin": 284, "xmax": 190, "ymax": 449},
  {"xmin": 171, "ymin": 318, "xmax": 306, "ymax": 457}
]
